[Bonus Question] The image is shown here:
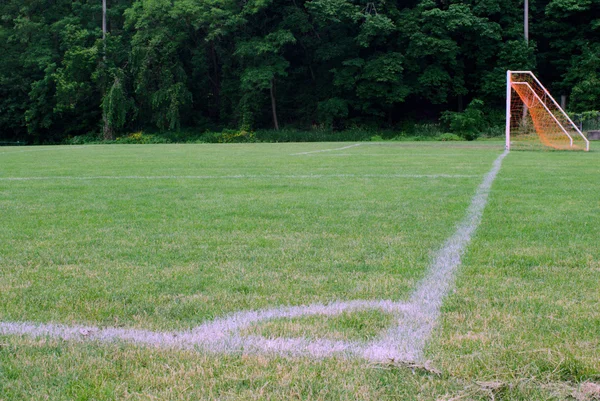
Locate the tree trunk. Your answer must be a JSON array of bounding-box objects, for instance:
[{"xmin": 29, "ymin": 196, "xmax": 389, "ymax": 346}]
[
  {"xmin": 270, "ymin": 78, "xmax": 279, "ymax": 130},
  {"xmin": 103, "ymin": 112, "xmax": 113, "ymax": 140}
]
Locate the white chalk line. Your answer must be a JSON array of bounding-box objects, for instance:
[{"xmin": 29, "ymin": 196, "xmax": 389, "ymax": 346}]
[
  {"xmin": 0, "ymin": 151, "xmax": 508, "ymax": 361},
  {"xmin": 290, "ymin": 143, "xmax": 494, "ymax": 157},
  {"xmin": 290, "ymin": 143, "xmax": 363, "ymax": 155},
  {"xmin": 0, "ymin": 173, "xmax": 477, "ymax": 182},
  {"xmin": 0, "ymin": 146, "xmax": 89, "ymax": 156}
]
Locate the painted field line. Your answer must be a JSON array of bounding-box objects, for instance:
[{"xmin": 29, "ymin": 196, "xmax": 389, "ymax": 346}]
[
  {"xmin": 0, "ymin": 173, "xmax": 477, "ymax": 181},
  {"xmin": 316, "ymin": 153, "xmax": 470, "ymax": 157},
  {"xmin": 0, "ymin": 300, "xmax": 412, "ymax": 359},
  {"xmin": 0, "ymin": 146, "xmax": 89, "ymax": 156},
  {"xmin": 290, "ymin": 143, "xmax": 363, "ymax": 155},
  {"xmin": 0, "ymin": 151, "xmax": 508, "ymax": 362},
  {"xmin": 367, "ymin": 149, "xmax": 509, "ymax": 361}
]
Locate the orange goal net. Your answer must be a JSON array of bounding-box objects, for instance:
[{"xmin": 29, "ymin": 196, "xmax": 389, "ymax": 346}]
[{"xmin": 506, "ymin": 71, "xmax": 589, "ymax": 151}]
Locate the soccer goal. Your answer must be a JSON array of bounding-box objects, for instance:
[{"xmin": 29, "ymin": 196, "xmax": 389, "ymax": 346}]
[{"xmin": 505, "ymin": 70, "xmax": 590, "ymax": 151}]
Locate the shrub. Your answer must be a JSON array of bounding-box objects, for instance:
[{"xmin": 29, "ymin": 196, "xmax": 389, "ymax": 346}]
[
  {"xmin": 219, "ymin": 129, "xmax": 256, "ymax": 143},
  {"xmin": 253, "ymin": 128, "xmax": 373, "ymax": 142},
  {"xmin": 441, "ymin": 99, "xmax": 486, "ymax": 141},
  {"xmin": 200, "ymin": 130, "xmax": 256, "ymax": 143},
  {"xmin": 115, "ymin": 131, "xmax": 170, "ymax": 144},
  {"xmin": 571, "ymin": 110, "xmax": 600, "ymax": 131},
  {"xmin": 64, "ymin": 133, "xmax": 102, "ymax": 145},
  {"xmin": 438, "ymin": 133, "xmax": 464, "ymax": 141}
]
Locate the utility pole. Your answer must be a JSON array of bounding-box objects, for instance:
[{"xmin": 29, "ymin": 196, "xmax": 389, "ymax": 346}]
[
  {"xmin": 102, "ymin": 0, "xmax": 113, "ymax": 140},
  {"xmin": 522, "ymin": 0, "xmax": 529, "ymax": 121},
  {"xmin": 102, "ymin": 0, "xmax": 107, "ymax": 42},
  {"xmin": 524, "ymin": 0, "xmax": 529, "ymax": 45}
]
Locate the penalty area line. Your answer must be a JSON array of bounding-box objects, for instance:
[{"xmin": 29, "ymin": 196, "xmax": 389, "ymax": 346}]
[
  {"xmin": 290, "ymin": 143, "xmax": 363, "ymax": 155},
  {"xmin": 0, "ymin": 173, "xmax": 478, "ymax": 181},
  {"xmin": 0, "ymin": 146, "xmax": 89, "ymax": 156}
]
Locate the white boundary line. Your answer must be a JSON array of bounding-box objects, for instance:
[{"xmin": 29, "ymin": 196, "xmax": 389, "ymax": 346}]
[
  {"xmin": 0, "ymin": 146, "xmax": 89, "ymax": 156},
  {"xmin": 290, "ymin": 143, "xmax": 363, "ymax": 155},
  {"xmin": 0, "ymin": 174, "xmax": 477, "ymax": 181},
  {"xmin": 0, "ymin": 151, "xmax": 508, "ymax": 362}
]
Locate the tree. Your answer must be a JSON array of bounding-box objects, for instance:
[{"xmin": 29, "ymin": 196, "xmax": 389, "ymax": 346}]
[{"xmin": 0, "ymin": 0, "xmax": 599, "ymax": 142}]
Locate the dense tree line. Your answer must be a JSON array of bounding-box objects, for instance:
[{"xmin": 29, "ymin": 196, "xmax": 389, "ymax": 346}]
[{"xmin": 0, "ymin": 0, "xmax": 598, "ymax": 143}]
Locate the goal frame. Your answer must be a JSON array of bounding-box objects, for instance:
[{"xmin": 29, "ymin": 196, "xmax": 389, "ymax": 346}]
[{"xmin": 505, "ymin": 70, "xmax": 590, "ymax": 151}]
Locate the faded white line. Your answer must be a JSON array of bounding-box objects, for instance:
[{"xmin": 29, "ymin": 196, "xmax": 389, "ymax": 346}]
[
  {"xmin": 0, "ymin": 151, "xmax": 508, "ymax": 361},
  {"xmin": 0, "ymin": 173, "xmax": 477, "ymax": 181},
  {"xmin": 366, "ymin": 149, "xmax": 509, "ymax": 361},
  {"xmin": 0, "ymin": 300, "xmax": 412, "ymax": 359},
  {"xmin": 0, "ymin": 146, "xmax": 89, "ymax": 155},
  {"xmin": 290, "ymin": 143, "xmax": 363, "ymax": 155}
]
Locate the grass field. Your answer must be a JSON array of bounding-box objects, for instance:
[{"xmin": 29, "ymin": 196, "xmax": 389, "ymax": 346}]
[{"xmin": 0, "ymin": 142, "xmax": 598, "ymax": 400}]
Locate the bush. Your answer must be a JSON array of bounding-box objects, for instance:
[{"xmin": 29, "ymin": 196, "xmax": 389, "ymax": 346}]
[
  {"xmin": 571, "ymin": 110, "xmax": 600, "ymax": 131},
  {"xmin": 115, "ymin": 131, "xmax": 170, "ymax": 144},
  {"xmin": 64, "ymin": 133, "xmax": 103, "ymax": 145},
  {"xmin": 438, "ymin": 133, "xmax": 464, "ymax": 141},
  {"xmin": 441, "ymin": 99, "xmax": 486, "ymax": 141},
  {"xmin": 253, "ymin": 128, "xmax": 373, "ymax": 142},
  {"xmin": 200, "ymin": 129, "xmax": 256, "ymax": 143}
]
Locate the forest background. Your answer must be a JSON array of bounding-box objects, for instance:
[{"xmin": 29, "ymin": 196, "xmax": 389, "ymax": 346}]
[{"xmin": 0, "ymin": 0, "xmax": 598, "ymax": 144}]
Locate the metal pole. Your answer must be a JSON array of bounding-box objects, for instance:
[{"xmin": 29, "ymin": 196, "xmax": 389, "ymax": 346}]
[
  {"xmin": 506, "ymin": 70, "xmax": 511, "ymax": 151},
  {"xmin": 102, "ymin": 0, "xmax": 107, "ymax": 41},
  {"xmin": 522, "ymin": 0, "xmax": 529, "ymax": 124},
  {"xmin": 524, "ymin": 0, "xmax": 529, "ymax": 45},
  {"xmin": 101, "ymin": 0, "xmax": 110, "ymax": 140}
]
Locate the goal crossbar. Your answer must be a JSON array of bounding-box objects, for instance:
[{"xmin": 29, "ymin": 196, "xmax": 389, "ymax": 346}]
[{"xmin": 506, "ymin": 70, "xmax": 590, "ymax": 151}]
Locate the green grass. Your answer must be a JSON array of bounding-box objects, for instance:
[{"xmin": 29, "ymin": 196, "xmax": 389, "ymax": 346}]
[
  {"xmin": 1, "ymin": 141, "xmax": 599, "ymax": 400},
  {"xmin": 0, "ymin": 143, "xmax": 497, "ymax": 330},
  {"xmin": 241, "ymin": 310, "xmax": 395, "ymax": 342},
  {"xmin": 428, "ymin": 150, "xmax": 600, "ymax": 398}
]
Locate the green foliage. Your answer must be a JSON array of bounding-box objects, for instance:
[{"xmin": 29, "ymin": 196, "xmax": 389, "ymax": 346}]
[
  {"xmin": 565, "ymin": 44, "xmax": 600, "ymax": 112},
  {"xmin": 0, "ymin": 0, "xmax": 598, "ymax": 142},
  {"xmin": 65, "ymin": 133, "xmax": 103, "ymax": 145},
  {"xmin": 102, "ymin": 70, "xmax": 135, "ymax": 133},
  {"xmin": 318, "ymin": 98, "xmax": 349, "ymax": 128},
  {"xmin": 115, "ymin": 131, "xmax": 170, "ymax": 144},
  {"xmin": 438, "ymin": 133, "xmax": 464, "ymax": 141},
  {"xmin": 253, "ymin": 128, "xmax": 373, "ymax": 142},
  {"xmin": 202, "ymin": 129, "xmax": 256, "ymax": 143},
  {"xmin": 571, "ymin": 110, "xmax": 600, "ymax": 131},
  {"xmin": 441, "ymin": 99, "xmax": 486, "ymax": 141}
]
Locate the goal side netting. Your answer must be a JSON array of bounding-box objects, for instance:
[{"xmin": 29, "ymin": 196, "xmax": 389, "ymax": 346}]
[{"xmin": 505, "ymin": 70, "xmax": 590, "ymax": 151}]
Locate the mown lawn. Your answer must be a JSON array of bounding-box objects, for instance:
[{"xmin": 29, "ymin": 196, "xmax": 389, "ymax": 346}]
[
  {"xmin": 1, "ymin": 142, "xmax": 598, "ymax": 400},
  {"xmin": 429, "ymin": 150, "xmax": 600, "ymax": 399}
]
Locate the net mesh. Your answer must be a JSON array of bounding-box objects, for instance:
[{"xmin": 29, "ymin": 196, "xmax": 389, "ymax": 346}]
[{"xmin": 509, "ymin": 72, "xmax": 588, "ymax": 151}]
